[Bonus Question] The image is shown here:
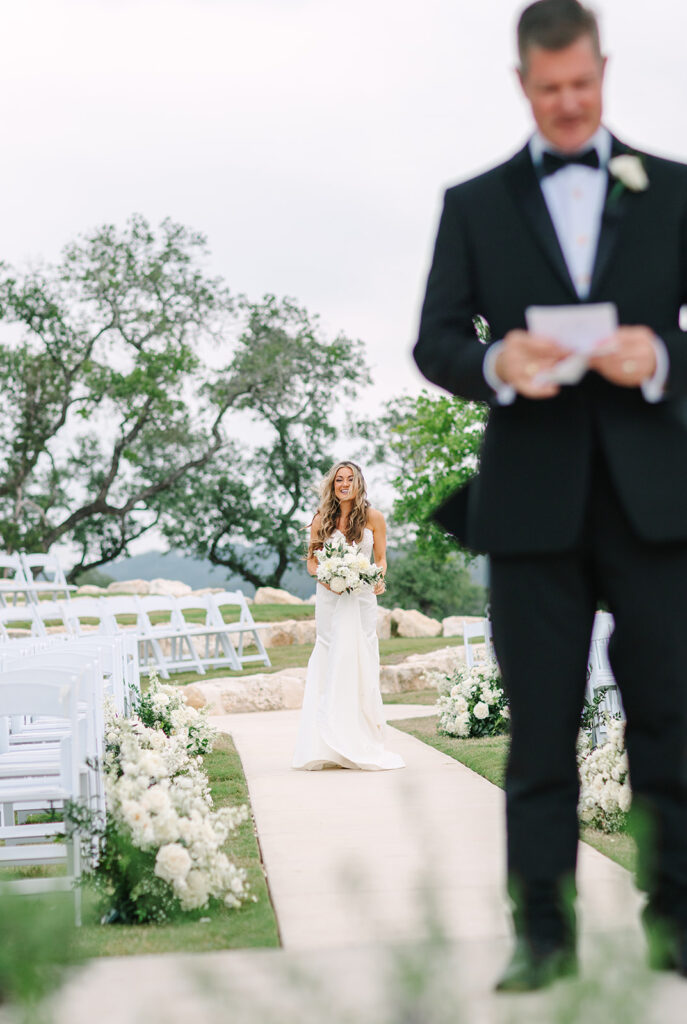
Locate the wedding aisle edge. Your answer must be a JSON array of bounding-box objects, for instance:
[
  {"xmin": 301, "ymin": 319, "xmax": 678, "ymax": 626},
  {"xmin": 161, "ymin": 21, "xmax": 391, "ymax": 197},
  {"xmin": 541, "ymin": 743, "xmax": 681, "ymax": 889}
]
[{"xmin": 391, "ymin": 715, "xmax": 637, "ymax": 874}]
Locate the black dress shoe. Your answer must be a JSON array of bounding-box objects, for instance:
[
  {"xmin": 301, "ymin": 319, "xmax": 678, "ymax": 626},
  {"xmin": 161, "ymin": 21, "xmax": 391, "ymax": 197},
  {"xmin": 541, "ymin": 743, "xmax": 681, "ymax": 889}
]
[{"xmin": 495, "ymin": 939, "xmax": 578, "ymax": 993}]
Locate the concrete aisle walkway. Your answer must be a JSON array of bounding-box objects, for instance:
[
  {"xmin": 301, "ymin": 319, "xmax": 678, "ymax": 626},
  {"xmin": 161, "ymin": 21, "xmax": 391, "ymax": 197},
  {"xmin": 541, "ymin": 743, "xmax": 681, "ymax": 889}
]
[
  {"xmin": 49, "ymin": 706, "xmax": 687, "ymax": 1024},
  {"xmin": 215, "ymin": 706, "xmax": 642, "ymax": 951}
]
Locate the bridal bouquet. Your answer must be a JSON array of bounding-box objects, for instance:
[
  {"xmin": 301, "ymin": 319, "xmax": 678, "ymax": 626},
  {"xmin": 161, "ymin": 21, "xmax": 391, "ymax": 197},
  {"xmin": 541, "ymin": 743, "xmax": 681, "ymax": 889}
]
[{"xmin": 315, "ymin": 538, "xmax": 384, "ymax": 594}]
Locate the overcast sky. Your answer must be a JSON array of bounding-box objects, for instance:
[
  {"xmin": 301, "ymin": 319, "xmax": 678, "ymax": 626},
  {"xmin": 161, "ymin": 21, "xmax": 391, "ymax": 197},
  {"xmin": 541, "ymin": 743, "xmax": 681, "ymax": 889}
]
[{"xmin": 3, "ymin": 0, "xmax": 687, "ymax": 537}]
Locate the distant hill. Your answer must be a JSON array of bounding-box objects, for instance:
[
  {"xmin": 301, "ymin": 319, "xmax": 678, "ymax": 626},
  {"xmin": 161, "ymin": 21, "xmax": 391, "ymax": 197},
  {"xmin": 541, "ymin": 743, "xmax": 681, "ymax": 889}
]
[
  {"xmin": 101, "ymin": 549, "xmax": 316, "ymax": 599},
  {"xmin": 101, "ymin": 547, "xmax": 488, "ymax": 600}
]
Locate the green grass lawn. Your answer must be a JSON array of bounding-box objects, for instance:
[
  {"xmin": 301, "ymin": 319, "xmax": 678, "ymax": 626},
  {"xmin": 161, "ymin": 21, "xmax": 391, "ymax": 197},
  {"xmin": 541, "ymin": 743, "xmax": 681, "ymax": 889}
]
[
  {"xmin": 1, "ymin": 734, "xmax": 280, "ymax": 957},
  {"xmin": 168, "ymin": 635, "xmax": 466, "ymax": 686},
  {"xmin": 394, "ymin": 714, "xmax": 638, "ymax": 874},
  {"xmin": 382, "ymin": 688, "xmax": 439, "ymax": 705}
]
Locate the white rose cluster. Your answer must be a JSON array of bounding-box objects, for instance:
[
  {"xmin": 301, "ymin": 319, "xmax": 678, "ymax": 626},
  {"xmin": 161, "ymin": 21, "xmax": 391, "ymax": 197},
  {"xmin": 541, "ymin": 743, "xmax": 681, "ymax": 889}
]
[
  {"xmin": 578, "ymin": 715, "xmax": 631, "ymax": 832},
  {"xmin": 436, "ymin": 663, "xmax": 509, "ymax": 739},
  {"xmin": 103, "ymin": 700, "xmax": 251, "ymax": 913},
  {"xmin": 315, "ymin": 538, "xmax": 383, "ymax": 595}
]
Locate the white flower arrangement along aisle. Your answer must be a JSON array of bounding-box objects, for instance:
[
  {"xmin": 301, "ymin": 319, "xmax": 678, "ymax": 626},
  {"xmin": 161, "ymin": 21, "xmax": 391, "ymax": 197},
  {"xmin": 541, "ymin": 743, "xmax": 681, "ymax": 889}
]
[
  {"xmin": 434, "ymin": 664, "xmax": 510, "ymax": 739},
  {"xmin": 71, "ymin": 673, "xmax": 254, "ymax": 924},
  {"xmin": 433, "ymin": 663, "xmax": 630, "ymax": 834}
]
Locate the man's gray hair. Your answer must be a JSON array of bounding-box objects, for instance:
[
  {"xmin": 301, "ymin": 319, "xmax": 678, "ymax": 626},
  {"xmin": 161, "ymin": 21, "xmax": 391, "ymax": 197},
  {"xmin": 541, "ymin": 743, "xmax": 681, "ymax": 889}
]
[{"xmin": 518, "ymin": 0, "xmax": 602, "ymax": 74}]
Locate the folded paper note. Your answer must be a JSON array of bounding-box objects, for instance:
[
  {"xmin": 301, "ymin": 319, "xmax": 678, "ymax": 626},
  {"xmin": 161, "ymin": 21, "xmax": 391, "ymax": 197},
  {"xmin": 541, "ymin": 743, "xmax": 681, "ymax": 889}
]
[{"xmin": 525, "ymin": 302, "xmax": 618, "ymax": 385}]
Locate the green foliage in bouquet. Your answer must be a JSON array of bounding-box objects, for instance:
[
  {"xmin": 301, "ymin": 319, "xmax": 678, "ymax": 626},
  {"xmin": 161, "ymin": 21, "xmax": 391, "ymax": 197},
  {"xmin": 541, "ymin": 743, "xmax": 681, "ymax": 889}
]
[{"xmin": 434, "ymin": 663, "xmax": 509, "ymax": 739}]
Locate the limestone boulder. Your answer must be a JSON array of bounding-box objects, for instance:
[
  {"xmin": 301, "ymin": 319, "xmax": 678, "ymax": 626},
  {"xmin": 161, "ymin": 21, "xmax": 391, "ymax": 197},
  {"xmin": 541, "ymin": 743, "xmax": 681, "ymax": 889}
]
[
  {"xmin": 107, "ymin": 579, "xmax": 150, "ymax": 596},
  {"xmin": 254, "ymin": 587, "xmax": 303, "ymax": 605},
  {"xmin": 193, "ymin": 587, "xmax": 224, "ymax": 596},
  {"xmin": 187, "ymin": 667, "xmax": 307, "ymax": 714},
  {"xmin": 380, "ymin": 645, "xmax": 465, "ymax": 693},
  {"xmin": 305, "ymin": 594, "xmax": 317, "ymax": 605},
  {"xmin": 262, "ymin": 622, "xmax": 299, "ymax": 647},
  {"xmin": 293, "ymin": 619, "xmax": 317, "ymax": 645},
  {"xmin": 376, "ymin": 608, "xmax": 393, "ymax": 640},
  {"xmin": 149, "ymin": 578, "xmax": 193, "ymax": 597},
  {"xmin": 391, "ymin": 608, "xmax": 442, "ymax": 638},
  {"xmin": 75, "ymin": 585, "xmax": 108, "ymax": 597},
  {"xmin": 442, "ymin": 615, "xmax": 484, "ymax": 638}
]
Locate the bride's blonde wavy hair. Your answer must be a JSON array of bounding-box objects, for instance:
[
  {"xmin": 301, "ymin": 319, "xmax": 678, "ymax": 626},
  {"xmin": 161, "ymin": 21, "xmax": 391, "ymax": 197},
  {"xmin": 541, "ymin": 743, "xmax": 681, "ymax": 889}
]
[{"xmin": 308, "ymin": 462, "xmax": 370, "ymax": 558}]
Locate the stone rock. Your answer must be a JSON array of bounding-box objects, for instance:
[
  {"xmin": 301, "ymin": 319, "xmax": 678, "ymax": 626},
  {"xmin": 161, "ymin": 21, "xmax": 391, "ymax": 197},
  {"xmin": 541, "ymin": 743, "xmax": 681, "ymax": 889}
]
[
  {"xmin": 193, "ymin": 587, "xmax": 224, "ymax": 596},
  {"xmin": 149, "ymin": 578, "xmax": 193, "ymax": 597},
  {"xmin": 442, "ymin": 615, "xmax": 484, "ymax": 638},
  {"xmin": 305, "ymin": 594, "xmax": 317, "ymax": 605},
  {"xmin": 376, "ymin": 608, "xmax": 392, "ymax": 640},
  {"xmin": 380, "ymin": 645, "xmax": 466, "ymax": 693},
  {"xmin": 254, "ymin": 587, "xmax": 303, "ymax": 605},
  {"xmin": 187, "ymin": 667, "xmax": 307, "ymax": 714},
  {"xmin": 75, "ymin": 585, "xmax": 108, "ymax": 596},
  {"xmin": 294, "ymin": 619, "xmax": 317, "ymax": 645},
  {"xmin": 106, "ymin": 579, "xmax": 150, "ymax": 596},
  {"xmin": 391, "ymin": 608, "xmax": 442, "ymax": 638}
]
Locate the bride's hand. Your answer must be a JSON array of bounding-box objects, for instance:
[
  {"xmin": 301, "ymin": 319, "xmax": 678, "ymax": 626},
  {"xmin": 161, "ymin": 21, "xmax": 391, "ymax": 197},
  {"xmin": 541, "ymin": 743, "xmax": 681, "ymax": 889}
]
[{"xmin": 373, "ymin": 579, "xmax": 386, "ymax": 596}]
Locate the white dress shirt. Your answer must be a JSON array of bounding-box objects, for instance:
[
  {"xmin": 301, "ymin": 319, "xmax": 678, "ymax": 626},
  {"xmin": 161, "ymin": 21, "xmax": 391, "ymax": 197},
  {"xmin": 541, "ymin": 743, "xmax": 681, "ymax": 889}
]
[{"xmin": 484, "ymin": 126, "xmax": 667, "ymax": 404}]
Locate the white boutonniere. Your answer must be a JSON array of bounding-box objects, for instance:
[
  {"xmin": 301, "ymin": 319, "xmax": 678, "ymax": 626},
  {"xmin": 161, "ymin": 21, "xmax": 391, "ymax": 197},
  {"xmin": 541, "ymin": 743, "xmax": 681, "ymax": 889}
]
[{"xmin": 607, "ymin": 154, "xmax": 649, "ymax": 202}]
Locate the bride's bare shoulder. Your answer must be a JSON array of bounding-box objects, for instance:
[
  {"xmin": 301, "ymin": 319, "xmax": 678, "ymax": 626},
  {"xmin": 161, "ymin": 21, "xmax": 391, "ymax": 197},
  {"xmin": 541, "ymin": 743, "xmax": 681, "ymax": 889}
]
[{"xmin": 366, "ymin": 507, "xmax": 385, "ymax": 529}]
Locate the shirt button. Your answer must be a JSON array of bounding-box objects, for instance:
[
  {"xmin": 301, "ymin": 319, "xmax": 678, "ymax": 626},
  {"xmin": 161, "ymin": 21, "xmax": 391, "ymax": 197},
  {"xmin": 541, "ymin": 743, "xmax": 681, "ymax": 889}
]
[
  {"xmin": 572, "ymin": 189, "xmax": 583, "ymax": 200},
  {"xmin": 577, "ymin": 235, "xmax": 589, "ymax": 246}
]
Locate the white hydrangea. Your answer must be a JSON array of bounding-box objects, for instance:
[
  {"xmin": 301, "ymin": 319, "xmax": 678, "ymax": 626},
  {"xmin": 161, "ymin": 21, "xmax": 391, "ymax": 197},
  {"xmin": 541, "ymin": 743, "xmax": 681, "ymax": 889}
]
[{"xmin": 578, "ymin": 716, "xmax": 631, "ymax": 832}]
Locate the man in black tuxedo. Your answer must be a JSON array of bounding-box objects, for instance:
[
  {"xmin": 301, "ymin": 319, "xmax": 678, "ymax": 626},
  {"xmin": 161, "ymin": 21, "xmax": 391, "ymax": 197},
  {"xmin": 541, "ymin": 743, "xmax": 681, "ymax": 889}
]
[{"xmin": 414, "ymin": 0, "xmax": 687, "ymax": 992}]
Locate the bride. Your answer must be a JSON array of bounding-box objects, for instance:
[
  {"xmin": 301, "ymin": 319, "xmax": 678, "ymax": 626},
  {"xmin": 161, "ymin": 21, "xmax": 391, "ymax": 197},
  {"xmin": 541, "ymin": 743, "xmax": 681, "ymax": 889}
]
[{"xmin": 292, "ymin": 461, "xmax": 405, "ymax": 771}]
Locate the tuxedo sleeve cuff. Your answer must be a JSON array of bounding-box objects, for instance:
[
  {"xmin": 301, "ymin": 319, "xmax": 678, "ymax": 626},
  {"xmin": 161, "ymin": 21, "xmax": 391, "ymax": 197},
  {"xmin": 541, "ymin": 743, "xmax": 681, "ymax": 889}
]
[
  {"xmin": 483, "ymin": 342, "xmax": 516, "ymax": 405},
  {"xmin": 641, "ymin": 336, "xmax": 669, "ymax": 403}
]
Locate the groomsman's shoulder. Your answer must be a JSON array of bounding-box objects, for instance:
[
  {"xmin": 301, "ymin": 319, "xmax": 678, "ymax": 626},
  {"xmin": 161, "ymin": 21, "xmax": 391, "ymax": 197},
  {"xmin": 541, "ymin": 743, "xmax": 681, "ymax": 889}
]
[
  {"xmin": 443, "ymin": 146, "xmax": 529, "ymax": 204},
  {"xmin": 640, "ymin": 149, "xmax": 687, "ymax": 185}
]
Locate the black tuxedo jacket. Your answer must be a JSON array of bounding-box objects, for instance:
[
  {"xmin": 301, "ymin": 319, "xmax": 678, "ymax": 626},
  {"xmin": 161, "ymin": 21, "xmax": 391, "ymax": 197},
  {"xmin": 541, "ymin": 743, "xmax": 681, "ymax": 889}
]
[{"xmin": 414, "ymin": 136, "xmax": 687, "ymax": 555}]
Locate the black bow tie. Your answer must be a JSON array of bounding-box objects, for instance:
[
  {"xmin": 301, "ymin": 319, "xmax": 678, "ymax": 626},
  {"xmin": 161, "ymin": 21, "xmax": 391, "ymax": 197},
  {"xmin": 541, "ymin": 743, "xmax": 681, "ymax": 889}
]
[{"xmin": 540, "ymin": 147, "xmax": 600, "ymax": 178}]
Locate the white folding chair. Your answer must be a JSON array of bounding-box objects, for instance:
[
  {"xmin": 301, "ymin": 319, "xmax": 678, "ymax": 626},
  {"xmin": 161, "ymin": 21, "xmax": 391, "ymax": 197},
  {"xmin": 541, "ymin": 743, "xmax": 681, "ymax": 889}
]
[
  {"xmin": 135, "ymin": 595, "xmax": 205, "ymax": 677},
  {"xmin": 1, "ymin": 652, "xmax": 105, "ymax": 816},
  {"xmin": 0, "ymin": 668, "xmax": 85, "ymax": 923},
  {"xmin": 20, "ymin": 552, "xmax": 71, "ymax": 602},
  {"xmin": 586, "ymin": 611, "xmax": 623, "ymax": 744},
  {"xmin": 0, "ymin": 603, "xmax": 44, "ymax": 639},
  {"xmin": 174, "ymin": 593, "xmax": 242, "ymax": 672},
  {"xmin": 0, "ymin": 553, "xmax": 28, "ymax": 607},
  {"xmin": 210, "ymin": 592, "xmax": 271, "ymax": 668},
  {"xmin": 462, "ymin": 618, "xmax": 495, "ymax": 670}
]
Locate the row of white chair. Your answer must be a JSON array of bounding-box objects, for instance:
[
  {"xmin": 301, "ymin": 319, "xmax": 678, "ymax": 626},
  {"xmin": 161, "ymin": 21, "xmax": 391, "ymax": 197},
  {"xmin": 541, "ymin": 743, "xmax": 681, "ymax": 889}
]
[
  {"xmin": 0, "ymin": 591, "xmax": 272, "ymax": 678},
  {"xmin": 0, "ymin": 551, "xmax": 70, "ymax": 605},
  {"xmin": 0, "ymin": 632, "xmax": 137, "ymax": 923}
]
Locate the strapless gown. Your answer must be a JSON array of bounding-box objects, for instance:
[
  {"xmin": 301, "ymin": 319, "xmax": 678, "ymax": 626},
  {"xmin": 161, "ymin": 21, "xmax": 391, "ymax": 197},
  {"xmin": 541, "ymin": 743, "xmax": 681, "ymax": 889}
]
[{"xmin": 292, "ymin": 528, "xmax": 405, "ymax": 771}]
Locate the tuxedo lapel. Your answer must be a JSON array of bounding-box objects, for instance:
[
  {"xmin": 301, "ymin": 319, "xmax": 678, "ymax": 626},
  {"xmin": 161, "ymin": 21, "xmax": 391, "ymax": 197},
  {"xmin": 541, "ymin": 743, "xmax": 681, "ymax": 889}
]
[
  {"xmin": 505, "ymin": 146, "xmax": 578, "ymax": 299},
  {"xmin": 589, "ymin": 136, "xmax": 633, "ymax": 298}
]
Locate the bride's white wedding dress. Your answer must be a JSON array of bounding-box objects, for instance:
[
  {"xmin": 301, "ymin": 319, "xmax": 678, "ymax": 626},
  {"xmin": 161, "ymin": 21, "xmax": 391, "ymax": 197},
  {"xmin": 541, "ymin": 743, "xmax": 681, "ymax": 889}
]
[{"xmin": 292, "ymin": 528, "xmax": 405, "ymax": 771}]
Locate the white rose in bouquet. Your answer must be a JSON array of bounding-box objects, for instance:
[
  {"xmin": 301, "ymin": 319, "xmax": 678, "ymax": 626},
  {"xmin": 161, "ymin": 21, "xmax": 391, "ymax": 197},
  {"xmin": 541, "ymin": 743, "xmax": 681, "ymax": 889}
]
[{"xmin": 330, "ymin": 577, "xmax": 347, "ymax": 594}]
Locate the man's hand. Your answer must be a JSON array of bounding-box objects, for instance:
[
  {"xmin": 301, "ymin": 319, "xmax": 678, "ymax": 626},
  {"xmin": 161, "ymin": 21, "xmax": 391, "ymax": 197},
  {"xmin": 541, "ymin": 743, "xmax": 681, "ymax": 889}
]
[
  {"xmin": 587, "ymin": 327, "xmax": 657, "ymax": 388},
  {"xmin": 495, "ymin": 330, "xmax": 569, "ymax": 399}
]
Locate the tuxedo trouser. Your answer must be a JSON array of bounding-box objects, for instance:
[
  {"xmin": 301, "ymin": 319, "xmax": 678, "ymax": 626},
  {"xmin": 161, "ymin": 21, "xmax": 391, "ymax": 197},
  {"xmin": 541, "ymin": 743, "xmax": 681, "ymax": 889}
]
[{"xmin": 490, "ymin": 445, "xmax": 687, "ymax": 942}]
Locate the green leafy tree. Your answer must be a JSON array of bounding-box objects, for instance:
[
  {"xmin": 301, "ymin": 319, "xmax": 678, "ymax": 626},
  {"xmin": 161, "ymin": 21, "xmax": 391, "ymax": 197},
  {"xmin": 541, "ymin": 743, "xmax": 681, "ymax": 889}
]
[
  {"xmin": 363, "ymin": 390, "xmax": 488, "ymax": 561},
  {"xmin": 379, "ymin": 543, "xmax": 487, "ymax": 620},
  {"xmin": 0, "ymin": 215, "xmax": 252, "ymax": 578},
  {"xmin": 159, "ymin": 296, "xmax": 370, "ymax": 589}
]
